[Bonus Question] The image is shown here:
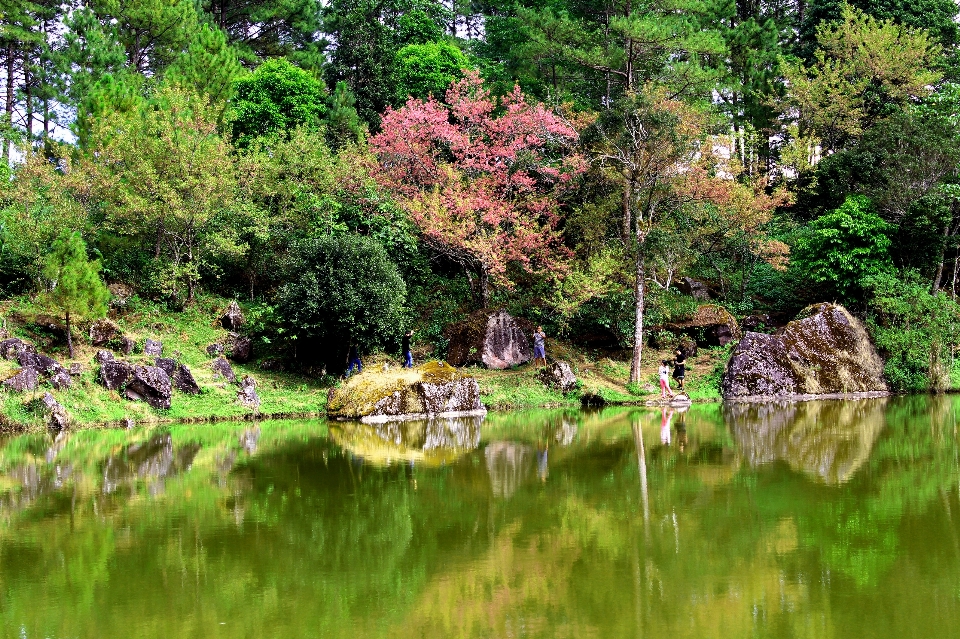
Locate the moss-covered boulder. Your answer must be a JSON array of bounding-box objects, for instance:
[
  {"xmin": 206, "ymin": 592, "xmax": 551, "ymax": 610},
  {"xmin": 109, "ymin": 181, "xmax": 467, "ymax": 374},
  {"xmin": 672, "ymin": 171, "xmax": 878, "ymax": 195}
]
[
  {"xmin": 445, "ymin": 309, "xmax": 533, "ymax": 369},
  {"xmin": 326, "ymin": 361, "xmax": 485, "ymax": 421},
  {"xmin": 722, "ymin": 303, "xmax": 887, "ymax": 399}
]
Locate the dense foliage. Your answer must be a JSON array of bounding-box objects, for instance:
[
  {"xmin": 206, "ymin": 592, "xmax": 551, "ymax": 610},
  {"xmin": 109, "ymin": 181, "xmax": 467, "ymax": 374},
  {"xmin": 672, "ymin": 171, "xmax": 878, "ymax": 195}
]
[{"xmin": 1, "ymin": 0, "xmax": 959, "ymax": 388}]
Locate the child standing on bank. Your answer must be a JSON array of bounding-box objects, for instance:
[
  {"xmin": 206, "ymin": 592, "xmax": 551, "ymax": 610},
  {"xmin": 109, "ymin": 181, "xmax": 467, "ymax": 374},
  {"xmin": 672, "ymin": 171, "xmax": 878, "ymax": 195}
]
[{"xmin": 658, "ymin": 360, "xmax": 674, "ymax": 399}]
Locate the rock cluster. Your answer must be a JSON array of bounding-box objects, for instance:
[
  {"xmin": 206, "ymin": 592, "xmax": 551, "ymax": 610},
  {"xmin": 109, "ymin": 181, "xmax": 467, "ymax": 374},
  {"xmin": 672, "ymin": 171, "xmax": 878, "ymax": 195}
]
[
  {"xmin": 220, "ymin": 301, "xmax": 244, "ymax": 330},
  {"xmin": 721, "ymin": 303, "xmax": 888, "ymax": 400},
  {"xmin": 446, "ymin": 309, "xmax": 533, "ymax": 369},
  {"xmin": 155, "ymin": 357, "xmax": 201, "ymax": 394},
  {"xmin": 211, "ymin": 357, "xmax": 237, "ymax": 384},
  {"xmin": 327, "ymin": 361, "xmax": 485, "ymax": 421},
  {"xmin": 0, "ymin": 342, "xmax": 70, "ymax": 393}
]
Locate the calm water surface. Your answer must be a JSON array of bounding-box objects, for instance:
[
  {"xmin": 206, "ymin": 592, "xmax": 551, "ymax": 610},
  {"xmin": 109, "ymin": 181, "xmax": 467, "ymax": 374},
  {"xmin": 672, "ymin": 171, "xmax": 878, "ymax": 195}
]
[{"xmin": 1, "ymin": 397, "xmax": 959, "ymax": 638}]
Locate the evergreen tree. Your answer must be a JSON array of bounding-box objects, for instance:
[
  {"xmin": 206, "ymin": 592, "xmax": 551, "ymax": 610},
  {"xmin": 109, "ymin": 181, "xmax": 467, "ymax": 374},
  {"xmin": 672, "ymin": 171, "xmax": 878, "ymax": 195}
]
[
  {"xmin": 41, "ymin": 231, "xmax": 110, "ymax": 359},
  {"xmin": 164, "ymin": 23, "xmax": 245, "ymax": 106},
  {"xmin": 325, "ymin": 80, "xmax": 364, "ymax": 149}
]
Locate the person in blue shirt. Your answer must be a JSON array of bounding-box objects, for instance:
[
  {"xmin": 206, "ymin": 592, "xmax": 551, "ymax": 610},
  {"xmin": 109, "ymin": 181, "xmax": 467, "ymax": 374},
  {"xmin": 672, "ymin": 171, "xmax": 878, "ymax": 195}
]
[
  {"xmin": 533, "ymin": 326, "xmax": 547, "ymax": 367},
  {"xmin": 346, "ymin": 344, "xmax": 362, "ymax": 376},
  {"xmin": 402, "ymin": 330, "xmax": 415, "ymax": 368}
]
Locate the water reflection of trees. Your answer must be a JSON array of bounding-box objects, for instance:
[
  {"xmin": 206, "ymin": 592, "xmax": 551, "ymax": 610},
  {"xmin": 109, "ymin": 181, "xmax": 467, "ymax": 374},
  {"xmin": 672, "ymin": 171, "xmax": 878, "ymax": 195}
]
[{"xmin": 726, "ymin": 399, "xmax": 886, "ymax": 483}]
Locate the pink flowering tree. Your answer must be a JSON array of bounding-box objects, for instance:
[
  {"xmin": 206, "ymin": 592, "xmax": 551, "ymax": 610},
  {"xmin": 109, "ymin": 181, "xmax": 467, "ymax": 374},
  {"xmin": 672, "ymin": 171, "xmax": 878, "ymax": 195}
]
[{"xmin": 371, "ymin": 72, "xmax": 585, "ymax": 306}]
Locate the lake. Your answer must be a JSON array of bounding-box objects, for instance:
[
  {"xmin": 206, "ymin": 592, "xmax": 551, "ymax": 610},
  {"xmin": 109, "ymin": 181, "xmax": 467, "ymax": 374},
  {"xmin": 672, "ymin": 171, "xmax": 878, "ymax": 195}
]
[{"xmin": 0, "ymin": 396, "xmax": 958, "ymax": 638}]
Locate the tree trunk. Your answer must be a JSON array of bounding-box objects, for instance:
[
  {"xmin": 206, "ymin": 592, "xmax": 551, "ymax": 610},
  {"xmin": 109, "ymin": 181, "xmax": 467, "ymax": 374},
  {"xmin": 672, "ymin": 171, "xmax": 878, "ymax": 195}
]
[
  {"xmin": 66, "ymin": 311, "xmax": 74, "ymax": 359},
  {"xmin": 4, "ymin": 43, "xmax": 14, "ymax": 162},
  {"xmin": 622, "ymin": 176, "xmax": 633, "ymax": 244},
  {"xmin": 23, "ymin": 50, "xmax": 31, "ymax": 145},
  {"xmin": 629, "ymin": 247, "xmax": 645, "ymax": 384},
  {"xmin": 479, "ymin": 268, "xmax": 491, "ymax": 308},
  {"xmin": 933, "ymin": 222, "xmax": 950, "ymax": 293}
]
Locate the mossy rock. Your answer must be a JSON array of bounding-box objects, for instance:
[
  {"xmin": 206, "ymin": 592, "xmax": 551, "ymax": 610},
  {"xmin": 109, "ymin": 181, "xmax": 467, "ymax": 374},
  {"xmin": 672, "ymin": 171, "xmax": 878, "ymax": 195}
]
[
  {"xmin": 722, "ymin": 303, "xmax": 887, "ymax": 399},
  {"xmin": 327, "ymin": 361, "xmax": 485, "ymax": 420}
]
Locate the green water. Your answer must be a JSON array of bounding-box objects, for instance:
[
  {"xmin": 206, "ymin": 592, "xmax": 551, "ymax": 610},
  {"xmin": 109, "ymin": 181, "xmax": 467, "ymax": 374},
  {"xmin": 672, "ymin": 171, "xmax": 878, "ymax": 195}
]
[{"xmin": 1, "ymin": 397, "xmax": 959, "ymax": 638}]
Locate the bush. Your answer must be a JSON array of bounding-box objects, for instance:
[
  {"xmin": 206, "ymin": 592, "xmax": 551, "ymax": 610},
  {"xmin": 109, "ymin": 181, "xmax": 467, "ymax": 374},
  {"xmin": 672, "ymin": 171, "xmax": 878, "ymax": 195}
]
[
  {"xmin": 864, "ymin": 270, "xmax": 960, "ymax": 392},
  {"xmin": 275, "ymin": 234, "xmax": 406, "ymax": 368}
]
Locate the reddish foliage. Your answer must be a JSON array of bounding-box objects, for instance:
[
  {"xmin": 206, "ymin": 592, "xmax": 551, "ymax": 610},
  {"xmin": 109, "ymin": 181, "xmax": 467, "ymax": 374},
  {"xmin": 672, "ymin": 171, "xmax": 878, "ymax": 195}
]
[{"xmin": 371, "ymin": 72, "xmax": 586, "ymax": 289}]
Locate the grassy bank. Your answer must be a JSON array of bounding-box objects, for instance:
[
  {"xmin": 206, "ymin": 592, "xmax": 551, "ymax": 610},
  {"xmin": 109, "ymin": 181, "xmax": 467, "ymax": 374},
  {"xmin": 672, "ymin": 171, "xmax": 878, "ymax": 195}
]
[{"xmin": 0, "ymin": 294, "xmax": 724, "ymax": 431}]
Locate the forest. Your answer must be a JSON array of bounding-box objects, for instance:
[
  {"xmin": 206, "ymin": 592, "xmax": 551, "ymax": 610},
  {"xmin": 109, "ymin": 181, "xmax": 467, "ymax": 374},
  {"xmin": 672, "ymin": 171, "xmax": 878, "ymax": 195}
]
[{"xmin": 1, "ymin": 0, "xmax": 959, "ymax": 393}]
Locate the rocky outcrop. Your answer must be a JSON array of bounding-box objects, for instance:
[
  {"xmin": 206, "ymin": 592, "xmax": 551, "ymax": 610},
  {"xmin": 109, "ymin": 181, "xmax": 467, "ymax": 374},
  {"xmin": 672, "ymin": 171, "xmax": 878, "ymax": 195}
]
[
  {"xmin": 41, "ymin": 393, "xmax": 70, "ymax": 431},
  {"xmin": 676, "ymin": 277, "xmax": 712, "ymax": 301},
  {"xmin": 3, "ymin": 367, "xmax": 38, "ymax": 392},
  {"xmin": 89, "ymin": 318, "xmax": 121, "ymax": 347},
  {"xmin": 661, "ymin": 305, "xmax": 740, "ymax": 347},
  {"xmin": 124, "ymin": 365, "xmax": 172, "ymax": 409},
  {"xmin": 221, "ymin": 301, "xmax": 244, "ymax": 330},
  {"xmin": 211, "ymin": 357, "xmax": 237, "ymax": 384},
  {"xmin": 226, "ymin": 333, "xmax": 252, "ymax": 363},
  {"xmin": 722, "ymin": 303, "xmax": 888, "ymax": 400},
  {"xmin": 155, "ymin": 358, "xmax": 201, "ymax": 394},
  {"xmin": 16, "ymin": 351, "xmax": 66, "ymax": 378},
  {"xmin": 327, "ymin": 361, "xmax": 485, "ymax": 421},
  {"xmin": 143, "ymin": 339, "xmax": 163, "ymax": 356},
  {"xmin": 539, "ymin": 361, "xmax": 578, "ymax": 392},
  {"xmin": 237, "ymin": 376, "xmax": 260, "ymax": 410},
  {"xmin": 446, "ymin": 309, "xmax": 533, "ymax": 369}
]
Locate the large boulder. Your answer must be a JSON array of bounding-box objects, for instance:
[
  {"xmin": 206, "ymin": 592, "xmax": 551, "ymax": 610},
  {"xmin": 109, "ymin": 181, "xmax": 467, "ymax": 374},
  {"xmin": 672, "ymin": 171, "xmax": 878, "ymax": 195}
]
[
  {"xmin": 237, "ymin": 375, "xmax": 260, "ymax": 410},
  {"xmin": 226, "ymin": 333, "xmax": 252, "ymax": 363},
  {"xmin": 220, "ymin": 301, "xmax": 244, "ymax": 330},
  {"xmin": 99, "ymin": 359, "xmax": 133, "ymax": 391},
  {"xmin": 3, "ymin": 367, "xmax": 38, "ymax": 392},
  {"xmin": 539, "ymin": 361, "xmax": 578, "ymax": 392},
  {"xmin": 722, "ymin": 303, "xmax": 888, "ymax": 399},
  {"xmin": 661, "ymin": 304, "xmax": 740, "ymax": 347},
  {"xmin": 89, "ymin": 318, "xmax": 121, "ymax": 347},
  {"xmin": 446, "ymin": 309, "xmax": 533, "ymax": 369},
  {"xmin": 0, "ymin": 338, "xmax": 35, "ymax": 360},
  {"xmin": 16, "ymin": 351, "xmax": 66, "ymax": 378},
  {"xmin": 675, "ymin": 277, "xmax": 712, "ymax": 301},
  {"xmin": 327, "ymin": 361, "xmax": 485, "ymax": 421},
  {"xmin": 211, "ymin": 357, "xmax": 237, "ymax": 384},
  {"xmin": 124, "ymin": 365, "xmax": 172, "ymax": 409},
  {"xmin": 155, "ymin": 358, "xmax": 201, "ymax": 395},
  {"xmin": 40, "ymin": 393, "xmax": 70, "ymax": 431}
]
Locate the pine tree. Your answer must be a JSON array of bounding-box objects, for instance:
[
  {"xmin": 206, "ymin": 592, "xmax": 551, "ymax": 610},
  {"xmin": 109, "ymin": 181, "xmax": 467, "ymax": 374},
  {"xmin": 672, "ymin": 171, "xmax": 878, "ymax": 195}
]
[
  {"xmin": 325, "ymin": 81, "xmax": 364, "ymax": 149},
  {"xmin": 42, "ymin": 231, "xmax": 110, "ymax": 359}
]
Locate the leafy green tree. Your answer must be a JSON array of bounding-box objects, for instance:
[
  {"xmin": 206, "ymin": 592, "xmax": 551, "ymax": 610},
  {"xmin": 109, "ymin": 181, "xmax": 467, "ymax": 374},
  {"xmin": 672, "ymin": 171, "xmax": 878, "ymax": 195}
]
[
  {"xmin": 228, "ymin": 58, "xmax": 327, "ymax": 147},
  {"xmin": 783, "ymin": 5, "xmax": 942, "ymax": 152},
  {"xmin": 163, "ymin": 23, "xmax": 245, "ymax": 105},
  {"xmin": 394, "ymin": 41, "xmax": 470, "ymax": 102},
  {"xmin": 792, "ymin": 195, "xmax": 894, "ymax": 302},
  {"xmin": 325, "ymin": 81, "xmax": 364, "ymax": 149},
  {"xmin": 275, "ymin": 234, "xmax": 406, "ymax": 368},
  {"xmin": 41, "ymin": 231, "xmax": 110, "ymax": 358}
]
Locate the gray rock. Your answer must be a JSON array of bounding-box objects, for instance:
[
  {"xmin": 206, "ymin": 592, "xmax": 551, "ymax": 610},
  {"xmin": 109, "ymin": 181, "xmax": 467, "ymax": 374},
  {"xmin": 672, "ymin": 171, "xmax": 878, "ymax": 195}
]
[
  {"xmin": 722, "ymin": 303, "xmax": 887, "ymax": 399},
  {"xmin": 100, "ymin": 359, "xmax": 133, "ymax": 391},
  {"xmin": 226, "ymin": 333, "xmax": 252, "ymax": 363},
  {"xmin": 3, "ymin": 367, "xmax": 38, "ymax": 392},
  {"xmin": 107, "ymin": 283, "xmax": 135, "ymax": 314},
  {"xmin": 124, "ymin": 365, "xmax": 172, "ymax": 410},
  {"xmin": 538, "ymin": 361, "xmax": 578, "ymax": 392},
  {"xmin": 95, "ymin": 350, "xmax": 114, "ymax": 364},
  {"xmin": 446, "ymin": 309, "xmax": 533, "ymax": 369},
  {"xmin": 0, "ymin": 338, "xmax": 35, "ymax": 360},
  {"xmin": 119, "ymin": 336, "xmax": 136, "ymax": 355},
  {"xmin": 221, "ymin": 301, "xmax": 244, "ymax": 330},
  {"xmin": 206, "ymin": 343, "xmax": 224, "ymax": 357},
  {"xmin": 16, "ymin": 351, "xmax": 66, "ymax": 378},
  {"xmin": 41, "ymin": 392, "xmax": 70, "ymax": 431},
  {"xmin": 237, "ymin": 375, "xmax": 260, "ymax": 410},
  {"xmin": 69, "ymin": 363, "xmax": 84, "ymax": 376},
  {"xmin": 211, "ymin": 357, "xmax": 236, "ymax": 384},
  {"xmin": 676, "ymin": 276, "xmax": 712, "ymax": 301},
  {"xmin": 89, "ymin": 318, "xmax": 121, "ymax": 347},
  {"xmin": 143, "ymin": 339, "xmax": 162, "ymax": 356},
  {"xmin": 155, "ymin": 358, "xmax": 201, "ymax": 395},
  {"xmin": 49, "ymin": 370, "xmax": 72, "ymax": 390}
]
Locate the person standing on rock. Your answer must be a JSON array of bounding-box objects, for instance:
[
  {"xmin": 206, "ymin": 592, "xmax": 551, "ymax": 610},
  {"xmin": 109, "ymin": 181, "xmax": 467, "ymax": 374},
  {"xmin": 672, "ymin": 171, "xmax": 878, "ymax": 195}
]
[
  {"xmin": 402, "ymin": 329, "xmax": 415, "ymax": 368},
  {"xmin": 533, "ymin": 326, "xmax": 547, "ymax": 367},
  {"xmin": 346, "ymin": 344, "xmax": 362, "ymax": 377},
  {"xmin": 673, "ymin": 347, "xmax": 687, "ymax": 391},
  {"xmin": 659, "ymin": 360, "xmax": 675, "ymax": 399}
]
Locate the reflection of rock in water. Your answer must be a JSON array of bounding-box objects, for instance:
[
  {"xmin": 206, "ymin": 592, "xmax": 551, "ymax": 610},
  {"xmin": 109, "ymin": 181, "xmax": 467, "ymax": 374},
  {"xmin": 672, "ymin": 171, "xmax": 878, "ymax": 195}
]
[
  {"xmin": 554, "ymin": 419, "xmax": 578, "ymax": 446},
  {"xmin": 330, "ymin": 415, "xmax": 483, "ymax": 466},
  {"xmin": 726, "ymin": 399, "xmax": 886, "ymax": 483},
  {"xmin": 484, "ymin": 442, "xmax": 534, "ymax": 498},
  {"xmin": 239, "ymin": 427, "xmax": 260, "ymax": 455},
  {"xmin": 102, "ymin": 434, "xmax": 201, "ymax": 495}
]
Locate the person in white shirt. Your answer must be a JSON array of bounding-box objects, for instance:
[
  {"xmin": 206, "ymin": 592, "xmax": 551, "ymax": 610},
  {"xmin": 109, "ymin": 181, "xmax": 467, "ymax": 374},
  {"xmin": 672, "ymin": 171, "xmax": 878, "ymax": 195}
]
[{"xmin": 658, "ymin": 360, "xmax": 674, "ymax": 399}]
